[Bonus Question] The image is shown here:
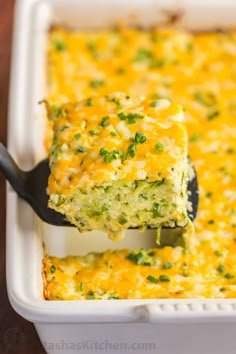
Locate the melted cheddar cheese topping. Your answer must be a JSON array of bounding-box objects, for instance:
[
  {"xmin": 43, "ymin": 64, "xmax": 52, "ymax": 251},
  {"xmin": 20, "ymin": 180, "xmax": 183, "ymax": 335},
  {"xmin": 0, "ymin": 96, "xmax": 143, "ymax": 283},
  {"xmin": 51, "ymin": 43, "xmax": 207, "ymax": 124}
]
[
  {"xmin": 47, "ymin": 94, "xmax": 189, "ymax": 239},
  {"xmin": 47, "ymin": 94, "xmax": 187, "ymax": 190},
  {"xmin": 43, "ymin": 27, "xmax": 236, "ymax": 299}
]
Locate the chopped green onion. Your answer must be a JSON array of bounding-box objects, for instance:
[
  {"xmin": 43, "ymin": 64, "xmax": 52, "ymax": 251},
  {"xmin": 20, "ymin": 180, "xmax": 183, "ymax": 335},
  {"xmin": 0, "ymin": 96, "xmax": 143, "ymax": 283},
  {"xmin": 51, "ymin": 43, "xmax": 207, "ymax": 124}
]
[
  {"xmin": 206, "ymin": 192, "xmax": 213, "ymax": 198},
  {"xmin": 130, "ymin": 132, "xmax": 147, "ymax": 144},
  {"xmin": 194, "ymin": 91, "xmax": 216, "ymax": 107},
  {"xmin": 89, "ymin": 130, "xmax": 98, "ymax": 136},
  {"xmin": 208, "ymin": 219, "xmax": 215, "ymax": 225},
  {"xmin": 207, "ymin": 110, "xmax": 219, "ymax": 120},
  {"xmin": 50, "ymin": 265, "xmax": 56, "ymax": 273},
  {"xmin": 152, "ymin": 202, "xmax": 160, "ymax": 218},
  {"xmin": 159, "ymin": 274, "xmax": 170, "ymax": 282},
  {"xmin": 89, "ymin": 80, "xmax": 105, "ymax": 89},
  {"xmin": 126, "ymin": 144, "xmax": 137, "ymax": 158},
  {"xmin": 147, "ymin": 275, "xmax": 159, "ymax": 284},
  {"xmin": 118, "ymin": 217, "xmax": 128, "ymax": 225},
  {"xmin": 150, "ymin": 101, "xmax": 159, "ymax": 107},
  {"xmin": 74, "ymin": 133, "xmax": 82, "ymax": 140},
  {"xmin": 53, "ymin": 39, "xmax": 66, "ymax": 51},
  {"xmin": 127, "ymin": 250, "xmax": 154, "ymax": 266},
  {"xmin": 110, "ymin": 131, "xmax": 118, "ymax": 136},
  {"xmin": 87, "ymin": 98, "xmax": 93, "ymax": 106},
  {"xmin": 101, "ymin": 149, "xmax": 124, "ymax": 162},
  {"xmin": 189, "ymin": 134, "xmax": 201, "ymax": 143},
  {"xmin": 100, "ymin": 116, "xmax": 110, "ymax": 127},
  {"xmin": 118, "ymin": 112, "xmax": 126, "ymax": 120},
  {"xmin": 77, "ymin": 146, "xmax": 85, "ymax": 153},
  {"xmin": 215, "ymin": 250, "xmax": 223, "ymax": 257},
  {"xmin": 117, "ymin": 112, "xmax": 144, "ymax": 123},
  {"xmin": 104, "ymin": 155, "xmax": 113, "ymax": 163},
  {"xmin": 134, "ymin": 48, "xmax": 152, "ymax": 62},
  {"xmin": 154, "ymin": 143, "xmax": 165, "ymax": 153},
  {"xmin": 224, "ymin": 273, "xmax": 234, "ymax": 279},
  {"xmin": 49, "ymin": 106, "xmax": 66, "ymax": 120},
  {"xmin": 127, "ymin": 113, "xmax": 144, "ymax": 124},
  {"xmin": 149, "ymin": 179, "xmax": 165, "ymax": 188},
  {"xmin": 163, "ymin": 262, "xmax": 173, "ymax": 269},
  {"xmin": 217, "ymin": 264, "xmax": 226, "ymax": 273},
  {"xmin": 79, "ymin": 282, "xmax": 84, "ymax": 291},
  {"xmin": 149, "ymin": 58, "xmax": 166, "ymax": 68},
  {"xmin": 99, "ymin": 147, "xmax": 108, "ymax": 156}
]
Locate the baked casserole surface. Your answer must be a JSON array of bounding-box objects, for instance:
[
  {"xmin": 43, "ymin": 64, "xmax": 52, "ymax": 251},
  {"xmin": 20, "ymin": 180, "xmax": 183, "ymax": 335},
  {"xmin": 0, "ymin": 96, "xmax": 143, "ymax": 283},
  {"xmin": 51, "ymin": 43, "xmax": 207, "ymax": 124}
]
[
  {"xmin": 47, "ymin": 93, "xmax": 189, "ymax": 240},
  {"xmin": 43, "ymin": 28, "xmax": 236, "ymax": 300}
]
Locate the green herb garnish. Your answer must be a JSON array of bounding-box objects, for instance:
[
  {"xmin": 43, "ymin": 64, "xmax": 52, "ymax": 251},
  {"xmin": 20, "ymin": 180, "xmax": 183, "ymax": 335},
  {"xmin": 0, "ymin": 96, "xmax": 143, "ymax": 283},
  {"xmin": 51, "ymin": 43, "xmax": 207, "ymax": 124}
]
[
  {"xmin": 224, "ymin": 273, "xmax": 234, "ymax": 279},
  {"xmin": 50, "ymin": 265, "xmax": 56, "ymax": 273},
  {"xmin": 101, "ymin": 148, "xmax": 124, "ymax": 163},
  {"xmin": 159, "ymin": 274, "xmax": 170, "ymax": 282},
  {"xmin": 130, "ymin": 131, "xmax": 147, "ymax": 144},
  {"xmin": 127, "ymin": 249, "xmax": 154, "ymax": 266},
  {"xmin": 134, "ymin": 48, "xmax": 152, "ymax": 62},
  {"xmin": 189, "ymin": 134, "xmax": 201, "ymax": 143},
  {"xmin": 126, "ymin": 144, "xmax": 137, "ymax": 158},
  {"xmin": 103, "ymin": 155, "xmax": 112, "ymax": 163},
  {"xmin": 89, "ymin": 130, "xmax": 98, "ymax": 136},
  {"xmin": 208, "ymin": 219, "xmax": 215, "ymax": 225},
  {"xmin": 150, "ymin": 101, "xmax": 159, "ymax": 107},
  {"xmin": 206, "ymin": 192, "xmax": 213, "ymax": 198},
  {"xmin": 149, "ymin": 58, "xmax": 166, "ymax": 68},
  {"xmin": 217, "ymin": 264, "xmax": 226, "ymax": 273},
  {"xmin": 194, "ymin": 91, "xmax": 216, "ymax": 107},
  {"xmin": 99, "ymin": 147, "xmax": 108, "ymax": 156},
  {"xmin": 118, "ymin": 112, "xmax": 126, "ymax": 120},
  {"xmin": 117, "ymin": 112, "xmax": 144, "ymax": 124},
  {"xmin": 215, "ymin": 250, "xmax": 223, "ymax": 257},
  {"xmin": 87, "ymin": 98, "xmax": 93, "ymax": 106},
  {"xmin": 49, "ymin": 106, "xmax": 66, "ymax": 120},
  {"xmin": 77, "ymin": 146, "xmax": 85, "ymax": 153},
  {"xmin": 118, "ymin": 217, "xmax": 128, "ymax": 225},
  {"xmin": 53, "ymin": 39, "xmax": 66, "ymax": 51},
  {"xmin": 90, "ymin": 80, "xmax": 105, "ymax": 89},
  {"xmin": 110, "ymin": 131, "xmax": 118, "ymax": 136},
  {"xmin": 100, "ymin": 116, "xmax": 110, "ymax": 127},
  {"xmin": 163, "ymin": 262, "xmax": 173, "ymax": 269},
  {"xmin": 152, "ymin": 203, "xmax": 160, "ymax": 218},
  {"xmin": 154, "ymin": 143, "xmax": 165, "ymax": 153},
  {"xmin": 207, "ymin": 110, "xmax": 219, "ymax": 120},
  {"xmin": 74, "ymin": 133, "xmax": 82, "ymax": 140},
  {"xmin": 147, "ymin": 275, "xmax": 159, "ymax": 284}
]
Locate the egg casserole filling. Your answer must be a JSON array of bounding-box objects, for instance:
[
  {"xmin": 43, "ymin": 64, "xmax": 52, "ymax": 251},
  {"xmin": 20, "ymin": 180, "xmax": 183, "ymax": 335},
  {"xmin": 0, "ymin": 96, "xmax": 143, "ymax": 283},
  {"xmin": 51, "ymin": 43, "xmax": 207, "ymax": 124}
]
[
  {"xmin": 43, "ymin": 27, "xmax": 236, "ymax": 299},
  {"xmin": 47, "ymin": 93, "xmax": 190, "ymax": 240}
]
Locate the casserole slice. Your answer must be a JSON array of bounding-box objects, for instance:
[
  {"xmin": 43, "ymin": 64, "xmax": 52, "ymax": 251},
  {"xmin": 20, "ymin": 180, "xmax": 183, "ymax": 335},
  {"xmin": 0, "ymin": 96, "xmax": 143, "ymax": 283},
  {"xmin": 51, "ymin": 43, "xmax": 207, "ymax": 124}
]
[{"xmin": 46, "ymin": 92, "xmax": 190, "ymax": 240}]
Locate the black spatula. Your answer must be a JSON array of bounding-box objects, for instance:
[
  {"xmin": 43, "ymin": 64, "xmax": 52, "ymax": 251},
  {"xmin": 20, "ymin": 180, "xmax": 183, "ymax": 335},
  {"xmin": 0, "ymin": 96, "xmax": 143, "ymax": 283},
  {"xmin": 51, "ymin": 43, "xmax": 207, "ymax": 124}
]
[{"xmin": 0, "ymin": 143, "xmax": 198, "ymax": 227}]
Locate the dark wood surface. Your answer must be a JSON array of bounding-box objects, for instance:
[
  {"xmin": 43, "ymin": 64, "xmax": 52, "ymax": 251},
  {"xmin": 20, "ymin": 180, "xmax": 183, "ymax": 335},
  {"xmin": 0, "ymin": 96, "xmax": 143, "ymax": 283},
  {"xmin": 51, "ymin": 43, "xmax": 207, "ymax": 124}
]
[{"xmin": 0, "ymin": 1, "xmax": 45, "ymax": 353}]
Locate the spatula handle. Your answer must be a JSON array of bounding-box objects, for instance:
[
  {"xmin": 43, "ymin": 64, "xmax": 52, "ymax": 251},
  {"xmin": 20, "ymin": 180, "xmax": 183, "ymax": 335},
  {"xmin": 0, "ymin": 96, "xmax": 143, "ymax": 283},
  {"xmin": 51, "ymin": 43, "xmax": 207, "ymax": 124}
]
[{"xmin": 0, "ymin": 143, "xmax": 27, "ymax": 197}]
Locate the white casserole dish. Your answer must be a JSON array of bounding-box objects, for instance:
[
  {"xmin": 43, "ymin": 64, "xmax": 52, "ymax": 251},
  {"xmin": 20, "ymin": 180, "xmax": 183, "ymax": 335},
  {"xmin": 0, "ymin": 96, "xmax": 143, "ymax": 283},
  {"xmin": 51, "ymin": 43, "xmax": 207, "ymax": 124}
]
[{"xmin": 7, "ymin": 0, "xmax": 236, "ymax": 353}]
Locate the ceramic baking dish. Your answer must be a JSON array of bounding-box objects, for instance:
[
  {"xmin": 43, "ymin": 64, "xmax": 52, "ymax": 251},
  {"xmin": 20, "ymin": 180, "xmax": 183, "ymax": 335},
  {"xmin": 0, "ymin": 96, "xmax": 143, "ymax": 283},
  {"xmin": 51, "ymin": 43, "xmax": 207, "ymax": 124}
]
[{"xmin": 6, "ymin": 0, "xmax": 236, "ymax": 353}]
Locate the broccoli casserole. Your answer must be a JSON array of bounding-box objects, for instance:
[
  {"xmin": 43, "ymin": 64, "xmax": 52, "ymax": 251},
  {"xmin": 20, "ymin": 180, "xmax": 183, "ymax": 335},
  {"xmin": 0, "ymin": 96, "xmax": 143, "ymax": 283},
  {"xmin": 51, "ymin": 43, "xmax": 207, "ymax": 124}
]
[
  {"xmin": 47, "ymin": 93, "xmax": 189, "ymax": 240},
  {"xmin": 43, "ymin": 27, "xmax": 236, "ymax": 299}
]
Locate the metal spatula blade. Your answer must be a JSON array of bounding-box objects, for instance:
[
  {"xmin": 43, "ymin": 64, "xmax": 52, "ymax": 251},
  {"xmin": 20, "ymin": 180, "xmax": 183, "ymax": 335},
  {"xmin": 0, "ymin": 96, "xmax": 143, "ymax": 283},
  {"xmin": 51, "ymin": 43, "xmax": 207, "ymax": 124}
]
[{"xmin": 0, "ymin": 143, "xmax": 198, "ymax": 227}]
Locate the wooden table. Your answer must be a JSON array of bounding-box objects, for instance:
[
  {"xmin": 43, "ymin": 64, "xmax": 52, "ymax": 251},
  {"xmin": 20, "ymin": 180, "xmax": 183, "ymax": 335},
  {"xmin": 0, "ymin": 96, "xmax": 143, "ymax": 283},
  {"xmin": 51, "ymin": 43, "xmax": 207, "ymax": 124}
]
[{"xmin": 0, "ymin": 1, "xmax": 45, "ymax": 353}]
